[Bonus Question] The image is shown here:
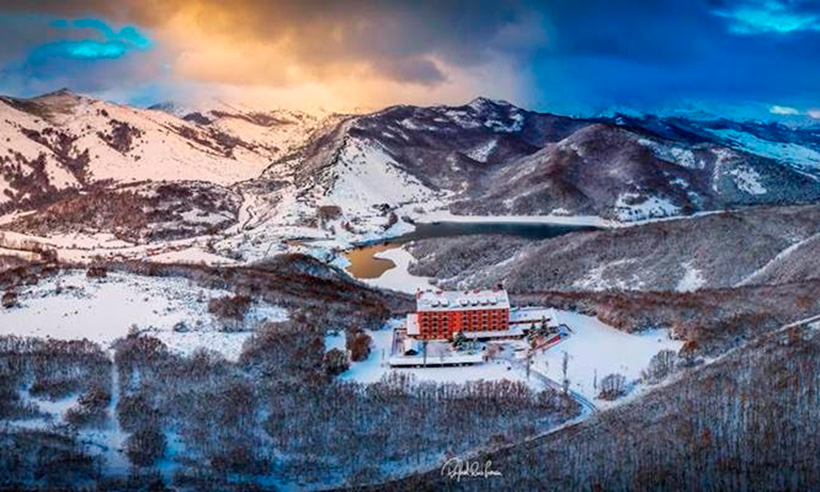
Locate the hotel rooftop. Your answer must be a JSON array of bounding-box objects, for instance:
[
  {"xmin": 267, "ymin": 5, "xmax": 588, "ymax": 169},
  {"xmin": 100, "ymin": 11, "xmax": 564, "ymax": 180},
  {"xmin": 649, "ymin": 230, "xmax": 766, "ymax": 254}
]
[{"xmin": 415, "ymin": 288, "xmax": 510, "ymax": 312}]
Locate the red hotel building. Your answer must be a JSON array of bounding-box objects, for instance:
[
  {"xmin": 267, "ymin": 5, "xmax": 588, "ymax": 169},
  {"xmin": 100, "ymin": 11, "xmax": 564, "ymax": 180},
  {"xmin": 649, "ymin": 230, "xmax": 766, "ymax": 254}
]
[{"xmin": 407, "ymin": 288, "xmax": 511, "ymax": 340}]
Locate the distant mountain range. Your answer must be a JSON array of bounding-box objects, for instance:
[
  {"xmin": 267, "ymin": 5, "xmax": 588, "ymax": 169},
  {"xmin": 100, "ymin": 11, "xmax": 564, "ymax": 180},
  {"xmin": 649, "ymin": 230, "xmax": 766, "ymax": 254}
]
[{"xmin": 2, "ymin": 89, "xmax": 820, "ymax": 254}]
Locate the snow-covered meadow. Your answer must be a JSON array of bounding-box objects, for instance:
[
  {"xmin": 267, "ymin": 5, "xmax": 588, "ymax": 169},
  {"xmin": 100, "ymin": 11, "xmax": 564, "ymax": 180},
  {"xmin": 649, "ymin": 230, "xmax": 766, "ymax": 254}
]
[
  {"xmin": 530, "ymin": 309, "xmax": 683, "ymax": 404},
  {"xmin": 0, "ymin": 270, "xmax": 287, "ymax": 360}
]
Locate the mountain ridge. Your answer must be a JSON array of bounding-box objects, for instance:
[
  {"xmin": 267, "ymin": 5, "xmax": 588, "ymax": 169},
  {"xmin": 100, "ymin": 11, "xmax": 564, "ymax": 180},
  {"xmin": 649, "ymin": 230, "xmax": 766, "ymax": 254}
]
[{"xmin": 3, "ymin": 89, "xmax": 820, "ymax": 261}]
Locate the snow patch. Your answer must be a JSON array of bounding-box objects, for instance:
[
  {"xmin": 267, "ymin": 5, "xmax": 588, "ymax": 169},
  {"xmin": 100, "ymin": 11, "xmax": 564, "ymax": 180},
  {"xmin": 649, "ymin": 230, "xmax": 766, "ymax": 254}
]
[
  {"xmin": 573, "ymin": 258, "xmax": 645, "ymax": 291},
  {"xmin": 360, "ymin": 246, "xmax": 433, "ymax": 294},
  {"xmin": 615, "ymin": 193, "xmax": 682, "ymax": 221},
  {"xmin": 465, "ymin": 139, "xmax": 497, "ymax": 163},
  {"xmin": 708, "ymin": 128, "xmax": 820, "ymax": 170},
  {"xmin": 638, "ymin": 139, "xmax": 702, "ymax": 169},
  {"xmin": 531, "ymin": 310, "xmax": 683, "ymax": 404},
  {"xmin": 326, "ymin": 138, "xmax": 437, "ymax": 212},
  {"xmin": 677, "ymin": 260, "xmax": 706, "ymax": 292},
  {"xmin": 728, "ymin": 165, "xmax": 767, "ymax": 195}
]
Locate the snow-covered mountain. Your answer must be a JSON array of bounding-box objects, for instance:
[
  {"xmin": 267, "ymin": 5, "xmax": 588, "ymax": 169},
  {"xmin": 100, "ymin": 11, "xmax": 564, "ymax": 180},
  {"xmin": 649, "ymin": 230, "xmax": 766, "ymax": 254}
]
[
  {"xmin": 0, "ymin": 89, "xmax": 325, "ymax": 214},
  {"xmin": 3, "ymin": 90, "xmax": 820, "ymax": 257},
  {"xmin": 244, "ymin": 97, "xmax": 820, "ymax": 231}
]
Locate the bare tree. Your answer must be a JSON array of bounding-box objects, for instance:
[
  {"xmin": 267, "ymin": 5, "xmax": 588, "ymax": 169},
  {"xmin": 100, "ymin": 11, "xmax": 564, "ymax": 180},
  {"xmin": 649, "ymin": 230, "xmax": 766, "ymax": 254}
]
[
  {"xmin": 562, "ymin": 351, "xmax": 569, "ymax": 394},
  {"xmin": 526, "ymin": 351, "xmax": 533, "ymax": 380},
  {"xmin": 598, "ymin": 373, "xmax": 626, "ymax": 400},
  {"xmin": 643, "ymin": 349, "xmax": 679, "ymax": 384}
]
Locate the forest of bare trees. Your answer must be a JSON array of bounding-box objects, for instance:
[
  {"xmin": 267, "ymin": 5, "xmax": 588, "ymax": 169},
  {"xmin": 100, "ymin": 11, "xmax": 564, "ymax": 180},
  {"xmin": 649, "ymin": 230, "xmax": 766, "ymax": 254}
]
[
  {"xmin": 5, "ymin": 258, "xmax": 819, "ymax": 490},
  {"xmin": 394, "ymin": 320, "xmax": 820, "ymax": 491},
  {"xmin": 0, "ymin": 336, "xmax": 111, "ymax": 487},
  {"xmin": 107, "ymin": 311, "xmax": 578, "ymax": 488},
  {"xmin": 0, "ymin": 281, "xmax": 578, "ymax": 490}
]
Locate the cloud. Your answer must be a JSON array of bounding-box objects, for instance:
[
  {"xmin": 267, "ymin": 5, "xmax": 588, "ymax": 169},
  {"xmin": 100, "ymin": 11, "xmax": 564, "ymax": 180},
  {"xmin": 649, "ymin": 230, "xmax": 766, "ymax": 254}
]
[
  {"xmin": 0, "ymin": 1, "xmax": 539, "ymax": 84},
  {"xmin": 31, "ymin": 40, "xmax": 129, "ymax": 60},
  {"xmin": 0, "ymin": 14, "xmax": 163, "ymax": 97},
  {"xmin": 711, "ymin": 0, "xmax": 820, "ymax": 34},
  {"xmin": 770, "ymin": 105, "xmax": 800, "ymax": 115},
  {"xmin": 41, "ymin": 18, "xmax": 153, "ymax": 60},
  {"xmin": 0, "ymin": 1, "xmax": 819, "ymax": 117}
]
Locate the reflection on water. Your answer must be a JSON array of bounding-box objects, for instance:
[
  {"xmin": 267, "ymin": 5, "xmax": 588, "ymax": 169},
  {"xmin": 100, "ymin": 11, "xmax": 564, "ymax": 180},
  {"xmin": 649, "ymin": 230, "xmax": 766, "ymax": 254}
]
[
  {"xmin": 401, "ymin": 221, "xmax": 598, "ymax": 242},
  {"xmin": 343, "ymin": 221, "xmax": 599, "ymax": 280}
]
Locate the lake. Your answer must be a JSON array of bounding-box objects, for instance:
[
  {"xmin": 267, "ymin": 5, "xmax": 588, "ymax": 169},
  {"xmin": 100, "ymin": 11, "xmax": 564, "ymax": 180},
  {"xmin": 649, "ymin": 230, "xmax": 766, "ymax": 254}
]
[{"xmin": 344, "ymin": 221, "xmax": 598, "ymax": 279}]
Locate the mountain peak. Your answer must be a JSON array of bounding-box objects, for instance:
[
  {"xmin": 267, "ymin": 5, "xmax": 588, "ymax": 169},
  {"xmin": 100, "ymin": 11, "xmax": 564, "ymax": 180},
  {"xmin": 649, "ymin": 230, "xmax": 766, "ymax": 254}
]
[
  {"xmin": 467, "ymin": 97, "xmax": 514, "ymax": 111},
  {"xmin": 29, "ymin": 88, "xmax": 88, "ymax": 110},
  {"xmin": 33, "ymin": 87, "xmax": 80, "ymax": 100},
  {"xmin": 147, "ymin": 101, "xmax": 195, "ymax": 118}
]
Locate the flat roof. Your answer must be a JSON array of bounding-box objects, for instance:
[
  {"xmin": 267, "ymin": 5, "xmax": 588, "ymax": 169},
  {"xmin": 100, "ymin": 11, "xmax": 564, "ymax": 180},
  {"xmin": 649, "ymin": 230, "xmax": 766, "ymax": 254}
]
[
  {"xmin": 406, "ymin": 313, "xmax": 420, "ymax": 336},
  {"xmin": 510, "ymin": 307, "xmax": 556, "ymax": 324},
  {"xmin": 416, "ymin": 288, "xmax": 510, "ymax": 312}
]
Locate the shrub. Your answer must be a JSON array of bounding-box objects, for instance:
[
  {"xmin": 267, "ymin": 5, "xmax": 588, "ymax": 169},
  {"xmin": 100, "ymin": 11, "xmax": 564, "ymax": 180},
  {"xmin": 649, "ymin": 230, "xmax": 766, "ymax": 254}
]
[
  {"xmin": 2, "ymin": 290, "xmax": 18, "ymax": 309},
  {"xmin": 323, "ymin": 348, "xmax": 349, "ymax": 375},
  {"xmin": 208, "ymin": 295, "xmax": 252, "ymax": 322},
  {"xmin": 86, "ymin": 265, "xmax": 107, "ymax": 278},
  {"xmin": 598, "ymin": 373, "xmax": 627, "ymax": 400},
  {"xmin": 346, "ymin": 331, "xmax": 372, "ymax": 362},
  {"xmin": 125, "ymin": 425, "xmax": 167, "ymax": 467},
  {"xmin": 65, "ymin": 386, "xmax": 111, "ymax": 428},
  {"xmin": 317, "ymin": 205, "xmax": 342, "ymax": 224}
]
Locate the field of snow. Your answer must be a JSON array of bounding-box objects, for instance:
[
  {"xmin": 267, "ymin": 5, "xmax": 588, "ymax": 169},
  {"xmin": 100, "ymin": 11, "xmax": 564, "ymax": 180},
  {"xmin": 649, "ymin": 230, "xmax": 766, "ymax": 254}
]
[
  {"xmin": 324, "ymin": 331, "xmax": 346, "ymax": 352},
  {"xmin": 340, "ymin": 311, "xmax": 682, "ymax": 406},
  {"xmin": 528, "ymin": 309, "xmax": 683, "ymax": 404},
  {"xmin": 0, "ymin": 270, "xmax": 287, "ymax": 360},
  {"xmin": 708, "ymin": 128, "xmax": 820, "ymax": 170},
  {"xmin": 339, "ymin": 321, "xmax": 540, "ymax": 388}
]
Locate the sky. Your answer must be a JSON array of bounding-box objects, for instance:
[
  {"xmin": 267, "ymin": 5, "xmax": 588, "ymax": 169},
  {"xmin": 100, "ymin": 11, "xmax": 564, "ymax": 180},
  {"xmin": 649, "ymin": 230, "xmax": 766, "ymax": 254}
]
[{"xmin": 0, "ymin": 0, "xmax": 819, "ymax": 120}]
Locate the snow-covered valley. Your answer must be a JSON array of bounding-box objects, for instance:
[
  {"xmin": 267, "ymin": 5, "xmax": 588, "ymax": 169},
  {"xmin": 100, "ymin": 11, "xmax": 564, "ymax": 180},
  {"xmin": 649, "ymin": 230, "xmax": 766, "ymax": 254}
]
[
  {"xmin": 3, "ymin": 90, "xmax": 820, "ymax": 490},
  {"xmin": 4, "ymin": 91, "xmax": 820, "ymax": 273}
]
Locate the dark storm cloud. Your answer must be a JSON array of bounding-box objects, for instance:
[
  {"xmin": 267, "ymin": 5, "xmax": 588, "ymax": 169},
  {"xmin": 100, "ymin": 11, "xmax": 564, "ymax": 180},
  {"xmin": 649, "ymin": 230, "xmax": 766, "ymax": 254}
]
[
  {"xmin": 527, "ymin": 0, "xmax": 820, "ymax": 113},
  {"xmin": 0, "ymin": 1, "xmax": 819, "ymax": 116},
  {"xmin": 0, "ymin": 0, "xmax": 540, "ymax": 85}
]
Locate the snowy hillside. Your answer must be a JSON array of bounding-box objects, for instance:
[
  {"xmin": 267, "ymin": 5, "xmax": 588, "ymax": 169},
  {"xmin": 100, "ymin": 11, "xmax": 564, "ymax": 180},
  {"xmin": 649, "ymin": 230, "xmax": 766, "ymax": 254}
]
[
  {"xmin": 0, "ymin": 89, "xmax": 324, "ymax": 214},
  {"xmin": 3, "ymin": 90, "xmax": 820, "ymax": 264}
]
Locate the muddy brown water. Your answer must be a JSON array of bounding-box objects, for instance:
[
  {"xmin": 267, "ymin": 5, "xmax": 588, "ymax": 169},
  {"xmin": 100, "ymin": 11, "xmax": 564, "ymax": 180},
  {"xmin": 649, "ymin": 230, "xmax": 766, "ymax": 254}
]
[{"xmin": 343, "ymin": 243, "xmax": 400, "ymax": 279}]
